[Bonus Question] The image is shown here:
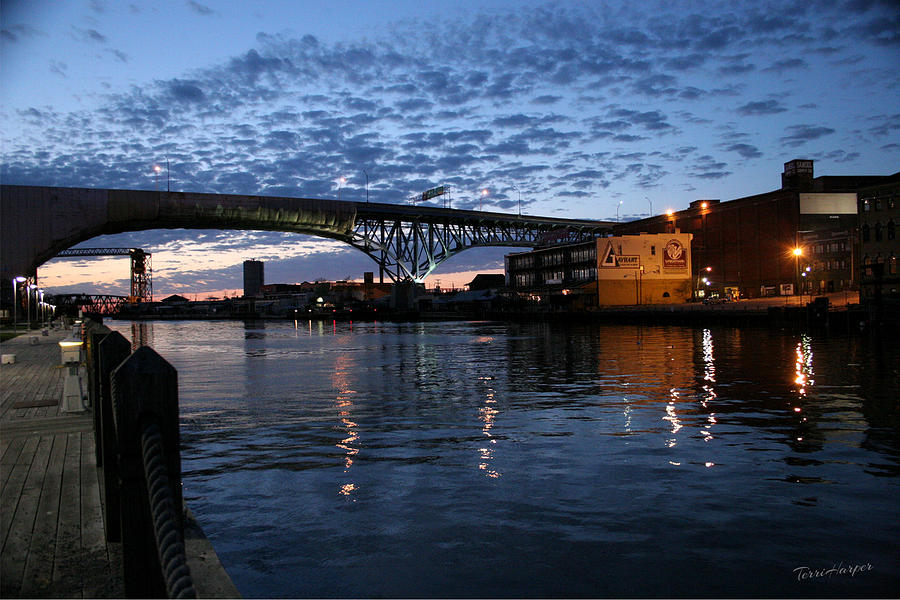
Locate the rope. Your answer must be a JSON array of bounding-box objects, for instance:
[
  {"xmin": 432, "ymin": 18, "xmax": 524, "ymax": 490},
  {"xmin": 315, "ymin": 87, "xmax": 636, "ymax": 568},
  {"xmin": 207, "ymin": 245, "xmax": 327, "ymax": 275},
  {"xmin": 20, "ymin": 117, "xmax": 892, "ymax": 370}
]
[{"xmin": 141, "ymin": 421, "xmax": 197, "ymax": 599}]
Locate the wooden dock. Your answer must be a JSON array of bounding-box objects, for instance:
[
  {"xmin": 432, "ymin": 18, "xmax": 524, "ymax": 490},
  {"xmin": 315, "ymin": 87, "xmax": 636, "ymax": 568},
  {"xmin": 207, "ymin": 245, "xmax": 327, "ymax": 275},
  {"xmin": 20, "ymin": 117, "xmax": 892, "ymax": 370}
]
[
  {"xmin": 1, "ymin": 328, "xmax": 123, "ymax": 598},
  {"xmin": 1, "ymin": 328, "xmax": 240, "ymax": 598}
]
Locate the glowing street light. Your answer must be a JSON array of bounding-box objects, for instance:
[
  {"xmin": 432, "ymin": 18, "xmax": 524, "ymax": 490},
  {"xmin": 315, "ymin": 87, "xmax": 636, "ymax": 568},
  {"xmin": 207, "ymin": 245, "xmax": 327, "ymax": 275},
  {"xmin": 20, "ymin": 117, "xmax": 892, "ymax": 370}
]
[
  {"xmin": 793, "ymin": 247, "xmax": 803, "ymax": 300},
  {"xmin": 480, "ymin": 188, "xmax": 489, "ymax": 211},
  {"xmin": 338, "ymin": 176, "xmax": 347, "ymax": 201},
  {"xmin": 617, "ymin": 200, "xmax": 623, "ymax": 222},
  {"xmin": 153, "ymin": 164, "xmax": 162, "ymax": 191}
]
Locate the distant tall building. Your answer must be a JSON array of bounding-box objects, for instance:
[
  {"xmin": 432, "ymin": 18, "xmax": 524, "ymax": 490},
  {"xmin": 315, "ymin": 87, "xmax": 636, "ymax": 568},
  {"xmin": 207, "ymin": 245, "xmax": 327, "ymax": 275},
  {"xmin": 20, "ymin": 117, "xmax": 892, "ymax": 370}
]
[{"xmin": 243, "ymin": 260, "xmax": 264, "ymax": 297}]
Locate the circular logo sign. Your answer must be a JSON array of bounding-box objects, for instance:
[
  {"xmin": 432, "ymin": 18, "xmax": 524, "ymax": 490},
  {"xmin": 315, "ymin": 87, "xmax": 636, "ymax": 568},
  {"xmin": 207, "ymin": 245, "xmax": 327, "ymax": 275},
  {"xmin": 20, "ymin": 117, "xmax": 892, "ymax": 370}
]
[{"xmin": 665, "ymin": 239, "xmax": 684, "ymax": 260}]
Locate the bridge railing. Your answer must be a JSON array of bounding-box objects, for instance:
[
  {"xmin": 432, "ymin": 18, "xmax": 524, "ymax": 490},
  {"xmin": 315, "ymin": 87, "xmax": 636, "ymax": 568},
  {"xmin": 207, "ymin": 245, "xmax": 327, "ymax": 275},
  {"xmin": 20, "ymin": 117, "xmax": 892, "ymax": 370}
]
[{"xmin": 83, "ymin": 319, "xmax": 196, "ymax": 598}]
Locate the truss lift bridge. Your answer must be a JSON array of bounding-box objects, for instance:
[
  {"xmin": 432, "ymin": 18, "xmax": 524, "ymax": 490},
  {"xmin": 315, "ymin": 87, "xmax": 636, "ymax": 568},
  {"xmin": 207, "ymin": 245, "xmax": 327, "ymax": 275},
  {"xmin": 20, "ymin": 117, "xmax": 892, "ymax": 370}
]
[{"xmin": 54, "ymin": 248, "xmax": 152, "ymax": 303}]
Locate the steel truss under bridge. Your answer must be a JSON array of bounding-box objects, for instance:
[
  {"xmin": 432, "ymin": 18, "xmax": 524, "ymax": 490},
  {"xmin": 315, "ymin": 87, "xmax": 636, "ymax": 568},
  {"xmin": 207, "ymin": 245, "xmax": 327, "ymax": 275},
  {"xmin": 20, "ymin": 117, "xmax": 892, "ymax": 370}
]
[
  {"xmin": 50, "ymin": 293, "xmax": 128, "ymax": 315},
  {"xmin": 54, "ymin": 248, "xmax": 152, "ymax": 302},
  {"xmin": 349, "ymin": 204, "xmax": 613, "ymax": 282}
]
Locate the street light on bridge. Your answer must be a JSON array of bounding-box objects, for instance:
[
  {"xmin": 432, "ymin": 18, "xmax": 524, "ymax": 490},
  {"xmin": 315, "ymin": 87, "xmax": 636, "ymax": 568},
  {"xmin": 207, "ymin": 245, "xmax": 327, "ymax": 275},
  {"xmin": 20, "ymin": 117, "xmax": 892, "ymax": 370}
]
[
  {"xmin": 480, "ymin": 188, "xmax": 489, "ymax": 211},
  {"xmin": 338, "ymin": 176, "xmax": 347, "ymax": 201},
  {"xmin": 153, "ymin": 164, "xmax": 162, "ymax": 191}
]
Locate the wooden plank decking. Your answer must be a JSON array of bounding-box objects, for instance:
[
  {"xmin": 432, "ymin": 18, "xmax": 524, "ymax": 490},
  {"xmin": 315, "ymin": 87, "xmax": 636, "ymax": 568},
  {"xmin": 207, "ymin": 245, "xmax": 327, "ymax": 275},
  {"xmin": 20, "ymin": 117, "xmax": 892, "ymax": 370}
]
[
  {"xmin": 2, "ymin": 326, "xmax": 241, "ymax": 599},
  {"xmin": 1, "ymin": 329, "xmax": 124, "ymax": 598}
]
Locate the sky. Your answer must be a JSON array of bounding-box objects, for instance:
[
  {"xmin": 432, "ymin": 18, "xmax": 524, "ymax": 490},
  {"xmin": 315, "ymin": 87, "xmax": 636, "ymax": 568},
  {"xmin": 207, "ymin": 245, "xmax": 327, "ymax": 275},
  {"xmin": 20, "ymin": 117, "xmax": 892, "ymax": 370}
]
[{"xmin": 2, "ymin": 0, "xmax": 898, "ymax": 298}]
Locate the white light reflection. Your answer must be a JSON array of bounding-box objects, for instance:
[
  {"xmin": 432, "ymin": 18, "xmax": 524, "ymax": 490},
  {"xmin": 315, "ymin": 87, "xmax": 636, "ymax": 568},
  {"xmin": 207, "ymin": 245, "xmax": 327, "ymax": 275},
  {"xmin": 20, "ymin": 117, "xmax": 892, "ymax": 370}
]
[
  {"xmin": 794, "ymin": 335, "xmax": 815, "ymax": 397},
  {"xmin": 478, "ymin": 377, "xmax": 501, "ymax": 478},
  {"xmin": 700, "ymin": 329, "xmax": 717, "ymax": 442},
  {"xmin": 333, "ymin": 354, "xmax": 360, "ymax": 497},
  {"xmin": 663, "ymin": 388, "xmax": 681, "ymax": 448}
]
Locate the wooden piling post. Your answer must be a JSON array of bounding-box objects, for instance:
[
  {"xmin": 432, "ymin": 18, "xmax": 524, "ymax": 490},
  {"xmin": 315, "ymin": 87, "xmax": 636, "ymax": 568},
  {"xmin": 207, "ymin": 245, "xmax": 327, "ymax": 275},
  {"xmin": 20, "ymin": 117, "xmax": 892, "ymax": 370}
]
[
  {"xmin": 97, "ymin": 331, "xmax": 131, "ymax": 543},
  {"xmin": 83, "ymin": 320, "xmax": 112, "ymax": 464},
  {"xmin": 111, "ymin": 346, "xmax": 183, "ymax": 598}
]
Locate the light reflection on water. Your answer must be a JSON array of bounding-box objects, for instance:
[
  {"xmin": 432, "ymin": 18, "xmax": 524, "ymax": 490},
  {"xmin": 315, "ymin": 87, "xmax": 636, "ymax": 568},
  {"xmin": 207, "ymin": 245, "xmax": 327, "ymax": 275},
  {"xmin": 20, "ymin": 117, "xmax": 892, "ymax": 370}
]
[{"xmin": 108, "ymin": 319, "xmax": 900, "ymax": 598}]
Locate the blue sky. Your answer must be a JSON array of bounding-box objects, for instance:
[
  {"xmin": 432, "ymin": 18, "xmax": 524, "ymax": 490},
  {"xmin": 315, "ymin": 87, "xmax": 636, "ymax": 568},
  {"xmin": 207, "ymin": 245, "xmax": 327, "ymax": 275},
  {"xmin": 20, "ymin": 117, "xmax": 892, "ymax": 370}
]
[{"xmin": 2, "ymin": 0, "xmax": 898, "ymax": 296}]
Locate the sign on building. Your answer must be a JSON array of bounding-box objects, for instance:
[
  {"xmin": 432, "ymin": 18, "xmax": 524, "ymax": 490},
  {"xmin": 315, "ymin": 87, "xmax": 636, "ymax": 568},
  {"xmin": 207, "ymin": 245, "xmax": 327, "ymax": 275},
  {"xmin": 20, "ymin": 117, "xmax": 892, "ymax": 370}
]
[{"xmin": 662, "ymin": 238, "xmax": 687, "ymax": 270}]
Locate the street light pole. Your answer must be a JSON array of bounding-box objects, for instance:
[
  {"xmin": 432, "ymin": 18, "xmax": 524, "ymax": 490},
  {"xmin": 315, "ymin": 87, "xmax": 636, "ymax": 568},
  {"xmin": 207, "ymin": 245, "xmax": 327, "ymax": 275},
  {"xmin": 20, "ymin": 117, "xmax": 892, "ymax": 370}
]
[
  {"xmin": 793, "ymin": 247, "xmax": 802, "ymax": 306},
  {"xmin": 617, "ymin": 200, "xmax": 623, "ymax": 223},
  {"xmin": 512, "ymin": 184, "xmax": 521, "ymax": 216},
  {"xmin": 338, "ymin": 176, "xmax": 346, "ymax": 201},
  {"xmin": 645, "ymin": 196, "xmax": 652, "ymax": 218}
]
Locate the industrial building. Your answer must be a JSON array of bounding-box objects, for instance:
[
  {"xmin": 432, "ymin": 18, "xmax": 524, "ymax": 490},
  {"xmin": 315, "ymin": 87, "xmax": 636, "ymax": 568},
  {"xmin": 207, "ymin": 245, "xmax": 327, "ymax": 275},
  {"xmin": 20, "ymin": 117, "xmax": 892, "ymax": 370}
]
[
  {"xmin": 613, "ymin": 160, "xmax": 889, "ymax": 299},
  {"xmin": 506, "ymin": 160, "xmax": 895, "ymax": 306},
  {"xmin": 858, "ymin": 173, "xmax": 900, "ymax": 303},
  {"xmin": 505, "ymin": 233, "xmax": 693, "ymax": 306},
  {"xmin": 243, "ymin": 260, "xmax": 264, "ymax": 298}
]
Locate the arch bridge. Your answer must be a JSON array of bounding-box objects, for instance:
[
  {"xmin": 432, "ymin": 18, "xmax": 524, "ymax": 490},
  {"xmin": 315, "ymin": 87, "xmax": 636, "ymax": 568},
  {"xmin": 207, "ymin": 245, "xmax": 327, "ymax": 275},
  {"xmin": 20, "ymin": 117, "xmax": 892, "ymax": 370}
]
[{"xmin": 1, "ymin": 185, "xmax": 613, "ymax": 283}]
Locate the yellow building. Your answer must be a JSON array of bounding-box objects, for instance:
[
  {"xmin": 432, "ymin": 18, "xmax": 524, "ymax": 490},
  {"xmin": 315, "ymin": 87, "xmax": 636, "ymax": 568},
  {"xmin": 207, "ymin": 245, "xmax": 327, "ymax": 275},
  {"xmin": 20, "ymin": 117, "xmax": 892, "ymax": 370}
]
[{"xmin": 596, "ymin": 233, "xmax": 693, "ymax": 305}]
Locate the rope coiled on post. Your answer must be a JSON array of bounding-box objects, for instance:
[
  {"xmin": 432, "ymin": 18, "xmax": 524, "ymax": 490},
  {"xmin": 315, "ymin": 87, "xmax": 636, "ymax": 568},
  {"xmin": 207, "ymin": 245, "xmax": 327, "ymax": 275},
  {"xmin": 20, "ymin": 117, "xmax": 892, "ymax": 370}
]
[{"xmin": 141, "ymin": 421, "xmax": 197, "ymax": 599}]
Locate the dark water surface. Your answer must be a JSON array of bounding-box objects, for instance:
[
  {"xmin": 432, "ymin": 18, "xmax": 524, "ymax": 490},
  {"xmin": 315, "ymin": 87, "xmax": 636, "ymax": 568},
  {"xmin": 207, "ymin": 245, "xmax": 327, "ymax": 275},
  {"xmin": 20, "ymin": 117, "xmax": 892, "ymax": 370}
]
[{"xmin": 110, "ymin": 320, "xmax": 899, "ymax": 598}]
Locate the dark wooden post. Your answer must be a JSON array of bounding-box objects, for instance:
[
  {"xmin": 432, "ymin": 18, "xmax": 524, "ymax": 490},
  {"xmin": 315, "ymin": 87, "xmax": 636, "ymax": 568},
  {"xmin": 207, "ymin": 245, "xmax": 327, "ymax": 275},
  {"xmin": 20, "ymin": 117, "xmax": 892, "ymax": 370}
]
[
  {"xmin": 111, "ymin": 346, "xmax": 183, "ymax": 598},
  {"xmin": 98, "ymin": 331, "xmax": 131, "ymax": 542},
  {"xmin": 84, "ymin": 320, "xmax": 112, "ymax": 464}
]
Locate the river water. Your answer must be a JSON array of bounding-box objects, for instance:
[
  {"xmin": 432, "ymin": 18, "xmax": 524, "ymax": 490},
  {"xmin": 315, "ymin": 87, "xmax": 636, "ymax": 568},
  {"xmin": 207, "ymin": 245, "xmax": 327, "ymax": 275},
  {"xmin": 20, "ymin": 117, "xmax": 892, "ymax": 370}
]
[{"xmin": 108, "ymin": 319, "xmax": 899, "ymax": 598}]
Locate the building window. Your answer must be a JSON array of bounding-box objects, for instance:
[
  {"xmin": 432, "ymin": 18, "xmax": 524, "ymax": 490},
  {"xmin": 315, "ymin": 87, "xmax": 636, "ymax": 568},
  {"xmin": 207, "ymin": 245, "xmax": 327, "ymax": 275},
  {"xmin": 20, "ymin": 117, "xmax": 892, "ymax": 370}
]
[
  {"xmin": 888, "ymin": 220, "xmax": 896, "ymax": 241},
  {"xmin": 875, "ymin": 222, "xmax": 883, "ymax": 241},
  {"xmin": 862, "ymin": 223, "xmax": 870, "ymax": 242},
  {"xmin": 890, "ymin": 254, "xmax": 897, "ymax": 276},
  {"xmin": 875, "ymin": 198, "xmax": 883, "ymax": 210},
  {"xmin": 651, "ymin": 245, "xmax": 656, "ymax": 256},
  {"xmin": 863, "ymin": 199, "xmax": 870, "ymax": 212}
]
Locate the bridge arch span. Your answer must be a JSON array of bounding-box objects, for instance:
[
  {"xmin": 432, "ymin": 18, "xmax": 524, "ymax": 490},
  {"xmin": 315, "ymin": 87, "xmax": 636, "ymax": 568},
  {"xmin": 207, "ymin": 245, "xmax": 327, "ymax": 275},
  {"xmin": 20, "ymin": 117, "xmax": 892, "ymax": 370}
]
[
  {"xmin": 2, "ymin": 185, "xmax": 612, "ymax": 284},
  {"xmin": 2, "ymin": 186, "xmax": 358, "ymax": 281}
]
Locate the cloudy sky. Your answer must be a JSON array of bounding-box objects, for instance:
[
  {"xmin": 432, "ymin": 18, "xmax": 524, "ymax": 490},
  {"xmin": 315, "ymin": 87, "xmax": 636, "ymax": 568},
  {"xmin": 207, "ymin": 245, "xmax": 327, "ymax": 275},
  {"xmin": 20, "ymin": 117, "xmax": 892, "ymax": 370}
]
[{"xmin": 2, "ymin": 0, "xmax": 898, "ymax": 297}]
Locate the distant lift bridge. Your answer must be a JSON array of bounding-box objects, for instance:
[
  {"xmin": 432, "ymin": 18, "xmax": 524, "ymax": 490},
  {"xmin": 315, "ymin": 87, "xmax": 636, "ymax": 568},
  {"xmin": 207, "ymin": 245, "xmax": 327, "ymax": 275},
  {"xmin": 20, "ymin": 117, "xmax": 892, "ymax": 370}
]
[{"xmin": 52, "ymin": 248, "xmax": 152, "ymax": 313}]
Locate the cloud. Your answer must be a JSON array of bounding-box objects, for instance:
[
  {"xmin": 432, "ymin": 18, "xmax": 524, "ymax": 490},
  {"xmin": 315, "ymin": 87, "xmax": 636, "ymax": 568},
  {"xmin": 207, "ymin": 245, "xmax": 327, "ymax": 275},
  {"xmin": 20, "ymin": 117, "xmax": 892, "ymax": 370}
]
[
  {"xmin": 762, "ymin": 58, "xmax": 808, "ymax": 73},
  {"xmin": 73, "ymin": 27, "xmax": 107, "ymax": 44},
  {"xmin": 187, "ymin": 1, "xmax": 215, "ymax": 16},
  {"xmin": 736, "ymin": 99, "xmax": 788, "ymax": 116},
  {"xmin": 1, "ymin": 24, "xmax": 44, "ymax": 43},
  {"xmin": 723, "ymin": 143, "xmax": 763, "ymax": 159},
  {"xmin": 780, "ymin": 124, "xmax": 836, "ymax": 147}
]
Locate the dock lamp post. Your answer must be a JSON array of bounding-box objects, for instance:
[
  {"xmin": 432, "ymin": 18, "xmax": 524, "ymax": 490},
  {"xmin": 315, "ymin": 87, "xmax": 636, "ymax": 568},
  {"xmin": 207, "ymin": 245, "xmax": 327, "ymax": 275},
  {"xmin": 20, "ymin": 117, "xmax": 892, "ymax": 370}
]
[
  {"xmin": 12, "ymin": 276, "xmax": 26, "ymax": 332},
  {"xmin": 793, "ymin": 247, "xmax": 802, "ymax": 304}
]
